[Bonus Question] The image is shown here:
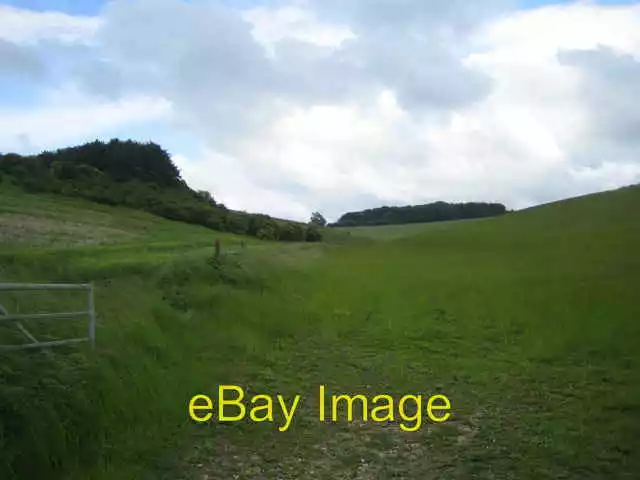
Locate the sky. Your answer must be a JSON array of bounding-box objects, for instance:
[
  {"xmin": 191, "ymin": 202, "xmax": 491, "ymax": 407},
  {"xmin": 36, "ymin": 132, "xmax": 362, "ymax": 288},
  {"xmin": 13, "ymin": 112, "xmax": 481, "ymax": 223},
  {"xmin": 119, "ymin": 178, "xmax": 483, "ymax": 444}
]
[{"xmin": 1, "ymin": 0, "xmax": 639, "ymax": 222}]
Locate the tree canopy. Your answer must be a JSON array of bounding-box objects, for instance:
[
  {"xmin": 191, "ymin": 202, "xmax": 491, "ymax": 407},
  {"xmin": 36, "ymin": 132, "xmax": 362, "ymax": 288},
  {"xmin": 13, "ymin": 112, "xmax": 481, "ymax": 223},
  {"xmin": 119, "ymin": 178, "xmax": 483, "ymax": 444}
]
[
  {"xmin": 309, "ymin": 211, "xmax": 327, "ymax": 227},
  {"xmin": 331, "ymin": 201, "xmax": 507, "ymax": 227}
]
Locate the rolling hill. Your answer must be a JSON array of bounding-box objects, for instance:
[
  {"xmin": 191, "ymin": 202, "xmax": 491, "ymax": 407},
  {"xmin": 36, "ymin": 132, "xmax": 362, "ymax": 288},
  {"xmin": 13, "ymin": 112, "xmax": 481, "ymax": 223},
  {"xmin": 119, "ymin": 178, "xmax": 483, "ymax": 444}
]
[{"xmin": 0, "ymin": 184, "xmax": 638, "ymax": 479}]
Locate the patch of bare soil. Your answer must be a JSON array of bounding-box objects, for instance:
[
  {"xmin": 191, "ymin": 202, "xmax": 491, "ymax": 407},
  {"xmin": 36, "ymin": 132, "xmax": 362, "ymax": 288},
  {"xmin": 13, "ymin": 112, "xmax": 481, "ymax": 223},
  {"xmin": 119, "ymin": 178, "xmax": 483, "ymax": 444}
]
[{"xmin": 178, "ymin": 412, "xmax": 483, "ymax": 480}]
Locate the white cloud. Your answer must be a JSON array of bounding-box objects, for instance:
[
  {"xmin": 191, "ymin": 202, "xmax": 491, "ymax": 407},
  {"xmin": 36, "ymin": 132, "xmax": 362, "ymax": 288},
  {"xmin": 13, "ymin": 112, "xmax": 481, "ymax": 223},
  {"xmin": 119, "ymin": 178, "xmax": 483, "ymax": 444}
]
[
  {"xmin": 0, "ymin": 4, "xmax": 101, "ymax": 45},
  {"xmin": 456, "ymin": 2, "xmax": 640, "ymax": 205},
  {"xmin": 0, "ymin": 88, "xmax": 172, "ymax": 153},
  {"xmin": 473, "ymin": 2, "xmax": 640, "ymax": 60},
  {"xmin": 242, "ymin": 6, "xmax": 356, "ymax": 52},
  {"xmin": 174, "ymin": 150, "xmax": 312, "ymax": 221},
  {"xmin": 0, "ymin": 39, "xmax": 46, "ymax": 79}
]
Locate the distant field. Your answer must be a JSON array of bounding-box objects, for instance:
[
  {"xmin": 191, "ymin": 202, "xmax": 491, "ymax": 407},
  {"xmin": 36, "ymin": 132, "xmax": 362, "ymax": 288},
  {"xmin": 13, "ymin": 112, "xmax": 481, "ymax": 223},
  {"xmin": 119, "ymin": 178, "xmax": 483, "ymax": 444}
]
[
  {"xmin": 335, "ymin": 217, "xmax": 488, "ymax": 240},
  {"xmin": 1, "ymin": 185, "xmax": 639, "ymax": 479}
]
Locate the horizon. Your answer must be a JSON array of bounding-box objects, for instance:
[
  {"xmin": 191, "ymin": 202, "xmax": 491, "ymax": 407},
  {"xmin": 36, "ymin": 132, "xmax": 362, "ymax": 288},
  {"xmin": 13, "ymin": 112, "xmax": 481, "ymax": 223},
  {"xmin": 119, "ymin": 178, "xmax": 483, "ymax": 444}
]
[{"xmin": 3, "ymin": 136, "xmax": 636, "ymax": 224}]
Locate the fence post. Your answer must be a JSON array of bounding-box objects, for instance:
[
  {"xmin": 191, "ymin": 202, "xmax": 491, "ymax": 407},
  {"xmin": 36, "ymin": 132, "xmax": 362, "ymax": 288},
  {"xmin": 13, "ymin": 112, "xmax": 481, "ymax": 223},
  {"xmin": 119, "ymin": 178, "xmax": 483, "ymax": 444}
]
[{"xmin": 215, "ymin": 238, "xmax": 221, "ymax": 260}]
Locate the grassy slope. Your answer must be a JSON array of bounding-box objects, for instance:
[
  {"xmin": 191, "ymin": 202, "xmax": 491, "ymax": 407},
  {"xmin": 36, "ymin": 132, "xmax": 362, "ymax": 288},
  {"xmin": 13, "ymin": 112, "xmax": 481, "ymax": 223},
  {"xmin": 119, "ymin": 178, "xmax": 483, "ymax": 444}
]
[
  {"xmin": 335, "ymin": 217, "xmax": 487, "ymax": 240},
  {"xmin": 1, "ymin": 185, "xmax": 639, "ymax": 479}
]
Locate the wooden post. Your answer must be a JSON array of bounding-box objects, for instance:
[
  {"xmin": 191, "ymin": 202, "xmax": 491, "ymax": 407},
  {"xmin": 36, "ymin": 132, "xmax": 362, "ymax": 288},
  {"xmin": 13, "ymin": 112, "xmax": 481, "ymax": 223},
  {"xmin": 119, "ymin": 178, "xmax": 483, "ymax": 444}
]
[{"xmin": 215, "ymin": 238, "xmax": 221, "ymax": 260}]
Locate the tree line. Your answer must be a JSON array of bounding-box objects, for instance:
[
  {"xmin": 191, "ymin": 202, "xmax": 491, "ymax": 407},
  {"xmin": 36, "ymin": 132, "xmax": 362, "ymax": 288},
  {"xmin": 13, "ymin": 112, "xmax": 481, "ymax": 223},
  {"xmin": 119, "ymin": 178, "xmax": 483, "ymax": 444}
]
[
  {"xmin": 0, "ymin": 139, "xmax": 322, "ymax": 242},
  {"xmin": 331, "ymin": 201, "xmax": 507, "ymax": 227}
]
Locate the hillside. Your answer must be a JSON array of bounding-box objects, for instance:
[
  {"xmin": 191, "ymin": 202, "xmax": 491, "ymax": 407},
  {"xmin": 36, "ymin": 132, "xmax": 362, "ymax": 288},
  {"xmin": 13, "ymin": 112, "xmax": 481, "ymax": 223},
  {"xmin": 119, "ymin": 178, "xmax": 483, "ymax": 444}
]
[
  {"xmin": 0, "ymin": 139, "xmax": 322, "ymax": 243},
  {"xmin": 0, "ymin": 185, "xmax": 638, "ymax": 479}
]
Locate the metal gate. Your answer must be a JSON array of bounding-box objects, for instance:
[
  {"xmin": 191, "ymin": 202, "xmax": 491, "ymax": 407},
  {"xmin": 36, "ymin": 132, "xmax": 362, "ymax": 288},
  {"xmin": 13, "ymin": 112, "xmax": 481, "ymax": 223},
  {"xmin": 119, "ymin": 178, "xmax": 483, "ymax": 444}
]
[{"xmin": 0, "ymin": 283, "xmax": 96, "ymax": 351}]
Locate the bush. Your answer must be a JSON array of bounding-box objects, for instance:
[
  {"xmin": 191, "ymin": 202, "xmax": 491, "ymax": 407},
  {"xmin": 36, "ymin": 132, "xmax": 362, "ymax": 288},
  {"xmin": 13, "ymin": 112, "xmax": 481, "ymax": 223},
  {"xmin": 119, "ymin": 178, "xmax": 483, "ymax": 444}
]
[
  {"xmin": 257, "ymin": 223, "xmax": 279, "ymax": 240},
  {"xmin": 305, "ymin": 226, "xmax": 323, "ymax": 242},
  {"xmin": 278, "ymin": 223, "xmax": 306, "ymax": 242}
]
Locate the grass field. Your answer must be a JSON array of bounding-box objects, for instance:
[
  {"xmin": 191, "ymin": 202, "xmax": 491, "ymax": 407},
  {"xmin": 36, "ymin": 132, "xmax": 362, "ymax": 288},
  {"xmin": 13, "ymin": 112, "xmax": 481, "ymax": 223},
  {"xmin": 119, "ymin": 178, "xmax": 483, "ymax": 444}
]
[
  {"xmin": 337, "ymin": 217, "xmax": 487, "ymax": 240},
  {"xmin": 1, "ymin": 183, "xmax": 639, "ymax": 479}
]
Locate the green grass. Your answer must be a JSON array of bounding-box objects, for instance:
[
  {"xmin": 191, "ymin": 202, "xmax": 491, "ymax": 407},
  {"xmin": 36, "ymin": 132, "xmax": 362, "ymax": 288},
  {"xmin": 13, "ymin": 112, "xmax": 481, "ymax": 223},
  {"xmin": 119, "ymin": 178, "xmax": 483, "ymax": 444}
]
[
  {"xmin": 1, "ymin": 185, "xmax": 639, "ymax": 479},
  {"xmin": 335, "ymin": 217, "xmax": 487, "ymax": 240}
]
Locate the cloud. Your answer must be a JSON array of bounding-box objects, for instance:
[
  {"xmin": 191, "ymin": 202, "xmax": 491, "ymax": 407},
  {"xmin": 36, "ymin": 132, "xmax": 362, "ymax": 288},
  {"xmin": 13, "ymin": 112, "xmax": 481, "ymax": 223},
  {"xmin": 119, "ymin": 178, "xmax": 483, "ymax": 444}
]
[
  {"xmin": 0, "ymin": 39, "xmax": 46, "ymax": 79},
  {"xmin": 559, "ymin": 46, "xmax": 640, "ymax": 148},
  {"xmin": 242, "ymin": 6, "xmax": 355, "ymax": 50},
  {"xmin": 175, "ymin": 149, "xmax": 313, "ymax": 220},
  {"xmin": 85, "ymin": 0, "xmax": 500, "ymax": 128},
  {"xmin": 0, "ymin": 88, "xmax": 172, "ymax": 154},
  {"xmin": 460, "ymin": 2, "xmax": 640, "ymax": 205},
  {"xmin": 0, "ymin": 4, "xmax": 101, "ymax": 45},
  {"xmin": 220, "ymin": 0, "xmax": 640, "ymax": 217},
  {"xmin": 89, "ymin": 0, "xmax": 276, "ymax": 142},
  {"xmin": 2, "ymin": 0, "xmax": 640, "ymax": 221},
  {"xmin": 304, "ymin": 0, "xmax": 514, "ymax": 33}
]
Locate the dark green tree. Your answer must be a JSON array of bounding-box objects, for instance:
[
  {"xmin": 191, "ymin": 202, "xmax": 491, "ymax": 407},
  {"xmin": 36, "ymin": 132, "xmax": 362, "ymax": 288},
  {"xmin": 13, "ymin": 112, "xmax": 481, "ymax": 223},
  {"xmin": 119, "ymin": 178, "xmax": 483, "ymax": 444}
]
[
  {"xmin": 332, "ymin": 201, "xmax": 507, "ymax": 227},
  {"xmin": 195, "ymin": 190, "xmax": 216, "ymax": 205},
  {"xmin": 310, "ymin": 211, "xmax": 327, "ymax": 227}
]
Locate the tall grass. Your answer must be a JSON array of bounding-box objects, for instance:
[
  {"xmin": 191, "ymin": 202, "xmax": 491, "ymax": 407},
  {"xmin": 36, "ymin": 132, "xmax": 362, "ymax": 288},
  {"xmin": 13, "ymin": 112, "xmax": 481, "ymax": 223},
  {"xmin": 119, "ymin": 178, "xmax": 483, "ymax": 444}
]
[{"xmin": 1, "ymin": 185, "xmax": 639, "ymax": 479}]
